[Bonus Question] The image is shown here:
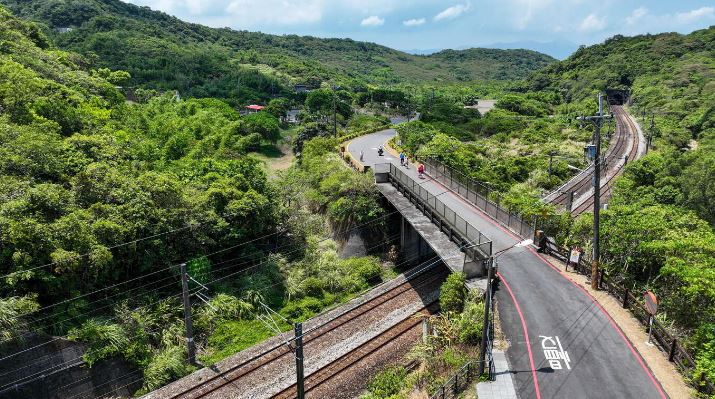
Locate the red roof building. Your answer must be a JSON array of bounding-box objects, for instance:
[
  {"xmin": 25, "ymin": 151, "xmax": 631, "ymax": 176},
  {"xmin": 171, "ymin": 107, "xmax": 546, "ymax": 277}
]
[{"xmin": 245, "ymin": 104, "xmax": 265, "ymax": 113}]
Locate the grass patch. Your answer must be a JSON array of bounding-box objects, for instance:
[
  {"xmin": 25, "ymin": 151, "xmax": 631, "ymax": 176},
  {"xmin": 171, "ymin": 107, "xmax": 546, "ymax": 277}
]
[{"xmin": 201, "ymin": 319, "xmax": 290, "ymax": 365}]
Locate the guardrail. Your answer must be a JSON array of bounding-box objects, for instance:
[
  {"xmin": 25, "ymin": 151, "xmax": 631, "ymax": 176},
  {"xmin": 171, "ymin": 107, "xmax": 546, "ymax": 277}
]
[
  {"xmin": 547, "ymin": 245, "xmax": 715, "ymax": 395},
  {"xmin": 339, "ymin": 124, "xmax": 391, "ymax": 142},
  {"xmin": 380, "ymin": 163, "xmax": 492, "ymax": 264},
  {"xmin": 422, "ymin": 159, "xmax": 536, "ymax": 240},
  {"xmin": 422, "ymin": 158, "xmax": 715, "ymax": 394},
  {"xmin": 429, "ymin": 360, "xmax": 482, "ymax": 399}
]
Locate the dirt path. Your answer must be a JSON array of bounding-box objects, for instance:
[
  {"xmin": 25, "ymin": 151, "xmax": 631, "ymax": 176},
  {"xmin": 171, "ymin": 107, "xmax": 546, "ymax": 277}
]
[
  {"xmin": 540, "ymin": 253, "xmax": 695, "ymax": 399},
  {"xmin": 251, "ymin": 141, "xmax": 295, "ymax": 178}
]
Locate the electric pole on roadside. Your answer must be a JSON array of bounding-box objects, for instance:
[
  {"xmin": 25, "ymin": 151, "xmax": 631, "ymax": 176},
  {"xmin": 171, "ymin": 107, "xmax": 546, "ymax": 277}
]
[
  {"xmin": 478, "ymin": 240, "xmax": 533, "ymax": 376},
  {"xmin": 646, "ymin": 113, "xmax": 654, "ymax": 154},
  {"xmin": 478, "ymin": 258, "xmax": 495, "ymax": 377},
  {"xmin": 294, "ymin": 323, "xmax": 305, "ymax": 399},
  {"xmin": 332, "ymin": 85, "xmax": 339, "ymax": 138},
  {"xmin": 577, "ymin": 93, "xmax": 612, "ymax": 290},
  {"xmin": 180, "ymin": 263, "xmax": 197, "ymax": 364}
]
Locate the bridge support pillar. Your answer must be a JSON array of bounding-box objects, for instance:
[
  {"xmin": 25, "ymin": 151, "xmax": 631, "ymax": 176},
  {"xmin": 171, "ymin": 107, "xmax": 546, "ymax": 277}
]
[
  {"xmin": 463, "ymin": 258, "xmax": 487, "ymax": 279},
  {"xmin": 400, "ymin": 215, "xmax": 433, "ymax": 265}
]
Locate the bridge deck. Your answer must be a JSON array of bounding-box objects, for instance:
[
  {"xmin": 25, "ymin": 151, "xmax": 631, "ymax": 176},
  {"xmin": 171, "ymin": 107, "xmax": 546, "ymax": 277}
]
[
  {"xmin": 348, "ymin": 129, "xmax": 668, "ymax": 399},
  {"xmin": 376, "ymin": 182, "xmax": 488, "ymax": 292}
]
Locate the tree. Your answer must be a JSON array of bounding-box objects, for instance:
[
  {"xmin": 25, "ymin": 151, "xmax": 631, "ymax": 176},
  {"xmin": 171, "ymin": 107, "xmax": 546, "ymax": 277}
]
[
  {"xmin": 305, "ymin": 89, "xmax": 333, "ymax": 114},
  {"xmin": 439, "ymin": 272, "xmax": 467, "ymax": 313},
  {"xmin": 265, "ymin": 98, "xmax": 290, "ymax": 121},
  {"xmin": 243, "ymin": 112, "xmax": 280, "ymax": 144}
]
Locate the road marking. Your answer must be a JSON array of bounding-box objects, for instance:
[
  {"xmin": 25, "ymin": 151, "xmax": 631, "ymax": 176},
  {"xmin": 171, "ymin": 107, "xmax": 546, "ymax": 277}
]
[
  {"xmin": 425, "ymin": 175, "xmax": 668, "ymax": 398},
  {"xmin": 498, "ymin": 272, "xmax": 542, "ymax": 399},
  {"xmin": 540, "ymin": 335, "xmax": 571, "ymax": 370}
]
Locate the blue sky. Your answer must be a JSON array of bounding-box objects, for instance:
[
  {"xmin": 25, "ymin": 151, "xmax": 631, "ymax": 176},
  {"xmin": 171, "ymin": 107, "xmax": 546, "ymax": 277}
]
[{"xmin": 125, "ymin": 0, "xmax": 715, "ymax": 59}]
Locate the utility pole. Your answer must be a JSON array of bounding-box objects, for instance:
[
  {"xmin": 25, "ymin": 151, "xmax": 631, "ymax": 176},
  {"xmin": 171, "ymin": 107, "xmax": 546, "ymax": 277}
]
[
  {"xmin": 479, "ymin": 239, "xmax": 532, "ymax": 375},
  {"xmin": 180, "ymin": 263, "xmax": 196, "ymax": 364},
  {"xmin": 548, "ymin": 152, "xmax": 555, "ymax": 179},
  {"xmin": 478, "ymin": 258, "xmax": 495, "ymax": 376},
  {"xmin": 646, "ymin": 113, "xmax": 654, "ymax": 154},
  {"xmin": 294, "ymin": 323, "xmax": 305, "ymax": 399},
  {"xmin": 332, "ymin": 85, "xmax": 338, "ymax": 138},
  {"xmin": 577, "ymin": 93, "xmax": 612, "ymax": 290}
]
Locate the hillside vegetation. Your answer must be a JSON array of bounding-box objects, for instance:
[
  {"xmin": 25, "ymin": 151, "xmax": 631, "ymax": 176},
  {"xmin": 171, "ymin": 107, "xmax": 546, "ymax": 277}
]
[
  {"xmin": 0, "ymin": 0, "xmax": 555, "ymax": 105},
  {"xmin": 528, "ymin": 27, "xmax": 715, "ymax": 389},
  {"xmin": 0, "ymin": 6, "xmax": 400, "ymax": 394},
  {"xmin": 388, "ymin": 27, "xmax": 715, "ymax": 391}
]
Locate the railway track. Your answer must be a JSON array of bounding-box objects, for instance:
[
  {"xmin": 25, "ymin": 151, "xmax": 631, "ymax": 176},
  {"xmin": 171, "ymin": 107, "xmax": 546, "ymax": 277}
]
[
  {"xmin": 546, "ymin": 106, "xmax": 640, "ymax": 215},
  {"xmin": 163, "ymin": 262, "xmax": 448, "ymax": 399},
  {"xmin": 572, "ymin": 106, "xmax": 640, "ymax": 215},
  {"xmin": 271, "ymin": 302, "xmax": 438, "ymax": 399}
]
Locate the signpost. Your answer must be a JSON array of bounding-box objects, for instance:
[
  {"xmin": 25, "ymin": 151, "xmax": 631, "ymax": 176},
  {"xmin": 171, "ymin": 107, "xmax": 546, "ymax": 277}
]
[
  {"xmin": 644, "ymin": 291, "xmax": 658, "ymax": 345},
  {"xmin": 566, "ymin": 247, "xmax": 581, "ymax": 271}
]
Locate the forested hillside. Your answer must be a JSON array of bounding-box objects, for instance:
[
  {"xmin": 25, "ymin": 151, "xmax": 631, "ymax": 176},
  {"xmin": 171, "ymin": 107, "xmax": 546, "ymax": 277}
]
[
  {"xmin": 0, "ymin": 0, "xmax": 555, "ymax": 105},
  {"xmin": 0, "ymin": 5, "xmax": 408, "ymax": 394},
  {"xmin": 387, "ymin": 27, "xmax": 715, "ymax": 388},
  {"xmin": 528, "ymin": 27, "xmax": 715, "ymax": 387},
  {"xmin": 0, "ymin": 3, "xmax": 279, "ymax": 326}
]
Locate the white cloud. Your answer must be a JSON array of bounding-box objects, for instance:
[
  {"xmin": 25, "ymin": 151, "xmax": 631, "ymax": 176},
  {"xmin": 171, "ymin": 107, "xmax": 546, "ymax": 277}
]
[
  {"xmin": 434, "ymin": 3, "xmax": 471, "ymax": 21},
  {"xmin": 675, "ymin": 6, "xmax": 714, "ymax": 24},
  {"xmin": 510, "ymin": 0, "xmax": 553, "ymax": 30},
  {"xmin": 626, "ymin": 7, "xmax": 648, "ymax": 26},
  {"xmin": 403, "ymin": 18, "xmax": 426, "ymax": 27},
  {"xmin": 225, "ymin": 0, "xmax": 325, "ymax": 26},
  {"xmin": 579, "ymin": 13, "xmax": 606, "ymax": 32},
  {"xmin": 361, "ymin": 15, "xmax": 385, "ymax": 26}
]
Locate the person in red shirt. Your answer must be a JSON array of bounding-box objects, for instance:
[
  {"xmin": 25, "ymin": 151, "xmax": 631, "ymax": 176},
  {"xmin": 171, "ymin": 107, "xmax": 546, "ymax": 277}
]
[{"xmin": 418, "ymin": 163, "xmax": 425, "ymax": 178}]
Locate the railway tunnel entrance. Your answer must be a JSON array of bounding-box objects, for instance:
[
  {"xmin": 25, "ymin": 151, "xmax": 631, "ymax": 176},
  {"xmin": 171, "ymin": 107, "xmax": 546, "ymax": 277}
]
[{"xmin": 605, "ymin": 88, "xmax": 630, "ymax": 105}]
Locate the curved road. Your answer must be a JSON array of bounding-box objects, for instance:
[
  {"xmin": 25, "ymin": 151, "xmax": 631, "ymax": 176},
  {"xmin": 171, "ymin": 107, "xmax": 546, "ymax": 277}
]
[{"xmin": 347, "ymin": 130, "xmax": 667, "ymax": 399}]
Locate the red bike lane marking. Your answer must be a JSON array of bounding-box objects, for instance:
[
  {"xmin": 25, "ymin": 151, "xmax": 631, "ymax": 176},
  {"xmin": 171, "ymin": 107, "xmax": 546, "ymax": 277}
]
[
  {"xmin": 497, "ymin": 271, "xmax": 542, "ymax": 399},
  {"xmin": 423, "ymin": 174, "xmax": 668, "ymax": 399}
]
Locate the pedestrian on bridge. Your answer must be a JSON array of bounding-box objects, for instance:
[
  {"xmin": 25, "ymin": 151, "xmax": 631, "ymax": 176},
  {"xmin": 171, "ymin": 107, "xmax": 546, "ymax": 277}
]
[
  {"xmin": 399, "ymin": 152, "xmax": 405, "ymax": 166},
  {"xmin": 404, "ymin": 156, "xmax": 409, "ymax": 169},
  {"xmin": 418, "ymin": 163, "xmax": 425, "ymax": 178}
]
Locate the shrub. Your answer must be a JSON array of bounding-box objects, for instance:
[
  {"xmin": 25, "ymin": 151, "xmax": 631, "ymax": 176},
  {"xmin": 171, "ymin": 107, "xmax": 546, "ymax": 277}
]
[
  {"xmin": 68, "ymin": 319, "xmax": 129, "ymax": 366},
  {"xmin": 141, "ymin": 346, "xmax": 193, "ymax": 393},
  {"xmin": 299, "ymin": 277, "xmax": 326, "ymax": 298},
  {"xmin": 367, "ymin": 366, "xmax": 407, "ymax": 398},
  {"xmin": 439, "ymin": 273, "xmax": 467, "ymax": 313},
  {"xmin": 457, "ymin": 299, "xmax": 485, "ymax": 344},
  {"xmin": 345, "ymin": 257, "xmax": 383, "ymax": 284},
  {"xmin": 280, "ymin": 296, "xmax": 323, "ymax": 322}
]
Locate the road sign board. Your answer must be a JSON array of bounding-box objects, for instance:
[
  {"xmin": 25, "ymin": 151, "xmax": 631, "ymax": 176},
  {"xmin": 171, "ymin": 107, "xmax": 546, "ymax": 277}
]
[
  {"xmin": 644, "ymin": 291, "xmax": 658, "ymax": 315},
  {"xmin": 569, "ymin": 248, "xmax": 581, "ymax": 264}
]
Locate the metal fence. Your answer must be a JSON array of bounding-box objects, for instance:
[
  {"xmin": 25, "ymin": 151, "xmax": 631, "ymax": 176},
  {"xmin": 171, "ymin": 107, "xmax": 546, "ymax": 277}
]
[
  {"xmin": 547, "ymin": 246, "xmax": 715, "ymax": 395},
  {"xmin": 422, "ymin": 158, "xmax": 714, "ymax": 394},
  {"xmin": 423, "ymin": 159, "xmax": 536, "ymax": 241},
  {"xmin": 384, "ymin": 163, "xmax": 492, "ymax": 262},
  {"xmin": 429, "ymin": 360, "xmax": 482, "ymax": 399}
]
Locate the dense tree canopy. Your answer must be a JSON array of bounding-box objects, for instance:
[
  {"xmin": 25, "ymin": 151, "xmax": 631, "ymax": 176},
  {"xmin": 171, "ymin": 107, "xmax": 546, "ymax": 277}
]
[{"xmin": 0, "ymin": 7, "xmax": 278, "ymax": 334}]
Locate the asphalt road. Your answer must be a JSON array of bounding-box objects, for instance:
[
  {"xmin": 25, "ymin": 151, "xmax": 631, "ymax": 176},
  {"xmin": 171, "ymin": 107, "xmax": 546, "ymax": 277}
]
[{"xmin": 348, "ymin": 129, "xmax": 668, "ymax": 399}]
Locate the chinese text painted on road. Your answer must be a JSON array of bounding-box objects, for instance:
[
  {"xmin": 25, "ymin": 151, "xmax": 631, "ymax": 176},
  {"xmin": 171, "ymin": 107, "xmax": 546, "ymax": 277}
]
[{"xmin": 540, "ymin": 335, "xmax": 571, "ymax": 370}]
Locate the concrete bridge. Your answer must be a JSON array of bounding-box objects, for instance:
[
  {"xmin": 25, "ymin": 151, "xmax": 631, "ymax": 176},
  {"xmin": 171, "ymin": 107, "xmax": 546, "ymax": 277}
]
[{"xmin": 346, "ymin": 128, "xmax": 669, "ymax": 399}]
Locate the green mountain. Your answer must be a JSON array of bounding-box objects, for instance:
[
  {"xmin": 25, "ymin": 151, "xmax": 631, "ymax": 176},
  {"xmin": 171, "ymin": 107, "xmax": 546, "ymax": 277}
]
[
  {"xmin": 0, "ymin": 0, "xmax": 555, "ymax": 104},
  {"xmin": 528, "ymin": 27, "xmax": 715, "ymax": 147}
]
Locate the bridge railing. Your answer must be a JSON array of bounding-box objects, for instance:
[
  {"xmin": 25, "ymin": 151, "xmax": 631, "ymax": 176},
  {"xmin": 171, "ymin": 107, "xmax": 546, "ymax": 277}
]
[
  {"xmin": 422, "ymin": 159, "xmax": 536, "ymax": 241},
  {"xmin": 381, "ymin": 163, "xmax": 492, "ymax": 263}
]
